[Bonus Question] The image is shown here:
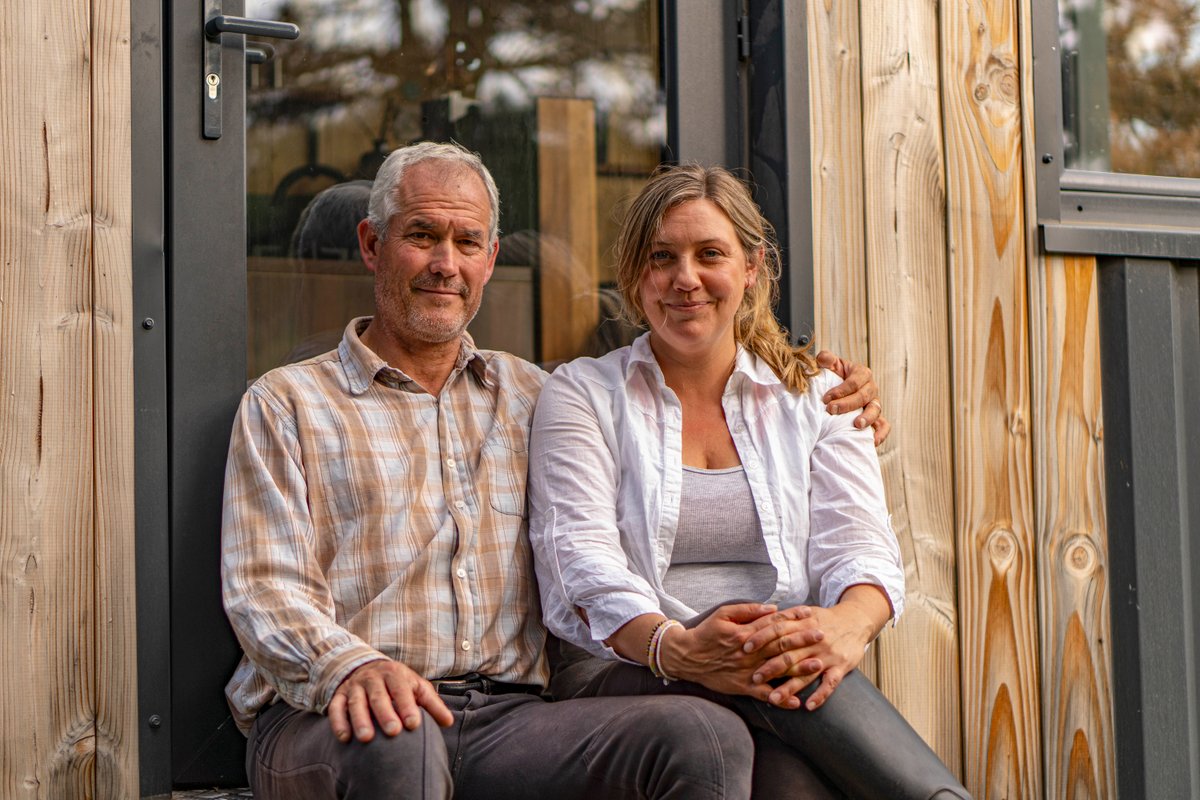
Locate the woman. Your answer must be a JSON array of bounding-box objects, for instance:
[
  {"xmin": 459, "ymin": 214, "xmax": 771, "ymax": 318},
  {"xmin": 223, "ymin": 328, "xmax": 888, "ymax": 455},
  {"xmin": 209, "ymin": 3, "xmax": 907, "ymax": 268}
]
[{"xmin": 528, "ymin": 165, "xmax": 969, "ymax": 799}]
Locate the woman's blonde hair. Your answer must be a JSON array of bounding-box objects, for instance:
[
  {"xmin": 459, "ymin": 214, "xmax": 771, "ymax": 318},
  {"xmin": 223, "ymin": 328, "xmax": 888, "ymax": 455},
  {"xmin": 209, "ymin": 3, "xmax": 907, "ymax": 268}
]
[{"xmin": 614, "ymin": 164, "xmax": 818, "ymax": 392}]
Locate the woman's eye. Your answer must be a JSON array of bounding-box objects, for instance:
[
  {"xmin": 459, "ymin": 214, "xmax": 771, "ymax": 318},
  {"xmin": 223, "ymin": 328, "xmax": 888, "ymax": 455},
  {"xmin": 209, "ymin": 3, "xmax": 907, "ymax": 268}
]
[
  {"xmin": 649, "ymin": 250, "xmax": 671, "ymax": 263},
  {"xmin": 701, "ymin": 248, "xmax": 723, "ymax": 259}
]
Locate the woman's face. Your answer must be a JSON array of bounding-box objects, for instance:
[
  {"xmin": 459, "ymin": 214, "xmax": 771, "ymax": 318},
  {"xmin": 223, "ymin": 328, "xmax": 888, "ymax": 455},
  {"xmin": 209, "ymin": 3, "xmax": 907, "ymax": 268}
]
[{"xmin": 638, "ymin": 198, "xmax": 758, "ymax": 363}]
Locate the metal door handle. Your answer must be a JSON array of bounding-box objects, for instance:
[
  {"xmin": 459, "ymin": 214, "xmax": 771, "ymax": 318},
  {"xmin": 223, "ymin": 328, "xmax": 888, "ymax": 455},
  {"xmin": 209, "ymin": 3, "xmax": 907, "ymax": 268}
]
[
  {"xmin": 202, "ymin": 2, "xmax": 300, "ymax": 139},
  {"xmin": 246, "ymin": 44, "xmax": 275, "ymax": 65},
  {"xmin": 205, "ymin": 15, "xmax": 298, "ymax": 41}
]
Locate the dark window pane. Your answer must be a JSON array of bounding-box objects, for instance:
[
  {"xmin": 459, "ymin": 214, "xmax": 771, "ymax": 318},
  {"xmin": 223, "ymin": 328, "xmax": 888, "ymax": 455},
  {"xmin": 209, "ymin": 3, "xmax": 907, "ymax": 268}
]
[{"xmin": 244, "ymin": 0, "xmax": 662, "ymax": 379}]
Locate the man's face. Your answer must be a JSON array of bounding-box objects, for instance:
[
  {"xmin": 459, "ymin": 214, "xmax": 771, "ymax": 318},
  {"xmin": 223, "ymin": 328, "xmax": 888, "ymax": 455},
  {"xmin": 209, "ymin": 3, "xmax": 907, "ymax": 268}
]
[{"xmin": 358, "ymin": 160, "xmax": 497, "ymax": 346}]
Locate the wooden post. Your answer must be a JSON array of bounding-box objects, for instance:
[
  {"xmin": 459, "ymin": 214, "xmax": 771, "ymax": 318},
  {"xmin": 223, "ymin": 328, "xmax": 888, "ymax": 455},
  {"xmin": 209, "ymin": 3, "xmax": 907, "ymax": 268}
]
[
  {"xmin": 1029, "ymin": 255, "xmax": 1116, "ymax": 798},
  {"xmin": 0, "ymin": 1, "xmax": 98, "ymax": 797},
  {"xmin": 807, "ymin": 0, "xmax": 876, "ymax": 686},
  {"xmin": 1, "ymin": 0, "xmax": 136, "ymax": 796},
  {"xmin": 537, "ymin": 97, "xmax": 599, "ymax": 364},
  {"xmin": 858, "ymin": 0, "xmax": 963, "ymax": 773},
  {"xmin": 93, "ymin": 0, "xmax": 139, "ymax": 795},
  {"xmin": 942, "ymin": 0, "xmax": 1042, "ymax": 796},
  {"xmin": 1018, "ymin": 0, "xmax": 1116, "ymax": 789},
  {"xmin": 807, "ymin": 0, "xmax": 869, "ymax": 365}
]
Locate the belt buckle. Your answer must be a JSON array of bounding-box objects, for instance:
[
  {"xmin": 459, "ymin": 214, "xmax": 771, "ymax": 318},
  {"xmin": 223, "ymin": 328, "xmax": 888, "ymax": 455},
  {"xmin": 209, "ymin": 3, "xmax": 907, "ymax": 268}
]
[{"xmin": 433, "ymin": 673, "xmax": 486, "ymax": 696}]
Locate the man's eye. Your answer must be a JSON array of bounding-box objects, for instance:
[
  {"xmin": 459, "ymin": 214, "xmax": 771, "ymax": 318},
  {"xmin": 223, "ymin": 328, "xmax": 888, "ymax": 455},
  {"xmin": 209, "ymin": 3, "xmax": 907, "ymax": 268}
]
[{"xmin": 459, "ymin": 239, "xmax": 482, "ymax": 250}]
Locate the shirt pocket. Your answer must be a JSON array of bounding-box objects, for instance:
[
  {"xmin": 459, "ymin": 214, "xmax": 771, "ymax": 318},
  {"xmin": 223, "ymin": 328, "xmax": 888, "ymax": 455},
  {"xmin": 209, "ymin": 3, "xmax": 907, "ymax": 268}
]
[{"xmin": 481, "ymin": 420, "xmax": 528, "ymax": 517}]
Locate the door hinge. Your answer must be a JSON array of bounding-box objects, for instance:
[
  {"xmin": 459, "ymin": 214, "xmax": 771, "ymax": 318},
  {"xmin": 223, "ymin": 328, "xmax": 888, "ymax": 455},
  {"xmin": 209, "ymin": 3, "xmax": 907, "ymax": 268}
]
[{"xmin": 736, "ymin": 14, "xmax": 750, "ymax": 61}]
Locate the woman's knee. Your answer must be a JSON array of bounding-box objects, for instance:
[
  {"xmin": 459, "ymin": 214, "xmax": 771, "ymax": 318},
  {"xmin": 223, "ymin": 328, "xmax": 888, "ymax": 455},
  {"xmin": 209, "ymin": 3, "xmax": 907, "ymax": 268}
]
[{"xmin": 632, "ymin": 696, "xmax": 754, "ymax": 797}]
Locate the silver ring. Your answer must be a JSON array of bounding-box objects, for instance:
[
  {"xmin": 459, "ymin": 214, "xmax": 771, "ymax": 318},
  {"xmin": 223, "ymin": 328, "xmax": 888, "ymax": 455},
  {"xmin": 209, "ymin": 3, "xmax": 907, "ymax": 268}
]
[{"xmin": 868, "ymin": 399, "xmax": 882, "ymax": 410}]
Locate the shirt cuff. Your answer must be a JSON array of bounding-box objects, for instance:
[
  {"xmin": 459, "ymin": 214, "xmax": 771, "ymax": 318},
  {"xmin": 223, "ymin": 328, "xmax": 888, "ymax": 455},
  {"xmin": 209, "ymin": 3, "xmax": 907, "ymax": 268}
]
[
  {"xmin": 820, "ymin": 566, "xmax": 906, "ymax": 624},
  {"xmin": 585, "ymin": 589, "xmax": 664, "ymax": 644},
  {"xmin": 274, "ymin": 641, "xmax": 389, "ymax": 714}
]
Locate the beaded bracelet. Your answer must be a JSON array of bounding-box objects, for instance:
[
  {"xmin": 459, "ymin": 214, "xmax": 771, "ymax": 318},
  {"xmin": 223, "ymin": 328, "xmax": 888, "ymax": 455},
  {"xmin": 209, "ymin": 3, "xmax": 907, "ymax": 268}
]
[
  {"xmin": 645, "ymin": 618, "xmax": 670, "ymax": 657},
  {"xmin": 647, "ymin": 618, "xmax": 683, "ymax": 683}
]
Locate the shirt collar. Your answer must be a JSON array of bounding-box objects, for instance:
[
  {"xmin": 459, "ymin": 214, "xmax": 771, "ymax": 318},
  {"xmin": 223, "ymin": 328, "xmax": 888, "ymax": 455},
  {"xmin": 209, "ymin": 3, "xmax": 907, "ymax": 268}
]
[
  {"xmin": 338, "ymin": 317, "xmax": 489, "ymax": 396},
  {"xmin": 731, "ymin": 343, "xmax": 783, "ymax": 388},
  {"xmin": 626, "ymin": 331, "xmax": 783, "ymax": 389}
]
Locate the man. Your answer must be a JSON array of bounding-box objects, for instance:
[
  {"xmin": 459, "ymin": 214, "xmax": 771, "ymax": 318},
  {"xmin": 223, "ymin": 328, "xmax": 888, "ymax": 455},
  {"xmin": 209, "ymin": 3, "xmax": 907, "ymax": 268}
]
[{"xmin": 222, "ymin": 142, "xmax": 886, "ymax": 799}]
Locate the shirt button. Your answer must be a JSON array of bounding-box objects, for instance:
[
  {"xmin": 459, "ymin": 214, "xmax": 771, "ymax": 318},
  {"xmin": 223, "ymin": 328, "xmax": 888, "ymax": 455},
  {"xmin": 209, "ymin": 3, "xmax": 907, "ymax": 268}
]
[
  {"xmin": 461, "ymin": 640, "xmax": 471, "ymax": 651},
  {"xmin": 446, "ymin": 458, "xmax": 456, "ymax": 468},
  {"xmin": 456, "ymin": 568, "xmax": 467, "ymax": 578},
  {"xmin": 735, "ymin": 424, "xmax": 745, "ymax": 433},
  {"xmin": 454, "ymin": 500, "xmax": 465, "ymax": 510},
  {"xmin": 748, "ymin": 458, "xmax": 759, "ymax": 468}
]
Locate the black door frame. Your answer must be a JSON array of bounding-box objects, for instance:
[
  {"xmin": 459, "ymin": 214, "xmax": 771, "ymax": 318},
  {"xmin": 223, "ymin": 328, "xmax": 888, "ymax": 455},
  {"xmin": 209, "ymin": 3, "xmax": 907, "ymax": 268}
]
[{"xmin": 133, "ymin": 1, "xmax": 815, "ymax": 793}]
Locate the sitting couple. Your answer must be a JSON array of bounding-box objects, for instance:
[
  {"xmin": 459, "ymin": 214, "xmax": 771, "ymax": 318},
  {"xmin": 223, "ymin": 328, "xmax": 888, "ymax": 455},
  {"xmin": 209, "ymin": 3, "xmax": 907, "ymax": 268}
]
[{"xmin": 221, "ymin": 141, "xmax": 971, "ymax": 799}]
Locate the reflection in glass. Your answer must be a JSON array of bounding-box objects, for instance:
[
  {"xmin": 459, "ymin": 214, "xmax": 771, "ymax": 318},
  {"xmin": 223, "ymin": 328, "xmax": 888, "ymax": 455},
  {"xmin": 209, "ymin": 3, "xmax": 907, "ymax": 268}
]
[
  {"xmin": 1060, "ymin": 0, "xmax": 1200, "ymax": 178},
  {"xmin": 244, "ymin": 0, "xmax": 661, "ymax": 380}
]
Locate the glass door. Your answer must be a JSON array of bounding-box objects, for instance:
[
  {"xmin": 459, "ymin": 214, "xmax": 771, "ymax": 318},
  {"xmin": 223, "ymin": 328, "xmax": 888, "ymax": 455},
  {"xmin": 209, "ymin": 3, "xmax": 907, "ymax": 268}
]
[
  {"xmin": 243, "ymin": 0, "xmax": 666, "ymax": 380},
  {"xmin": 146, "ymin": 0, "xmax": 746, "ymax": 793}
]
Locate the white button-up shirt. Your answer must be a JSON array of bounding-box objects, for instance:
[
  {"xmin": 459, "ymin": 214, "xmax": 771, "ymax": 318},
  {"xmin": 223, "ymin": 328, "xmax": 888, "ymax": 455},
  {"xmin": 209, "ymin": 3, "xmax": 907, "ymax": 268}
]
[{"xmin": 528, "ymin": 333, "xmax": 904, "ymax": 659}]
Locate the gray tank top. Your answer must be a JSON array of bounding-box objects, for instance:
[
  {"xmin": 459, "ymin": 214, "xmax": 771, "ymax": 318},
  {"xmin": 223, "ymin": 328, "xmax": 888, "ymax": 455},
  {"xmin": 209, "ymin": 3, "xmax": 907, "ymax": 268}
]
[{"xmin": 662, "ymin": 465, "xmax": 777, "ymax": 613}]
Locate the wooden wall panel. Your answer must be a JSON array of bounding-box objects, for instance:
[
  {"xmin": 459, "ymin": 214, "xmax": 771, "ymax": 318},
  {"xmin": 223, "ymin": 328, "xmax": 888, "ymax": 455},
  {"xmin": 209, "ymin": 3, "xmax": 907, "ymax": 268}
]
[
  {"xmin": 807, "ymin": 0, "xmax": 868, "ymax": 363},
  {"xmin": 1016, "ymin": 0, "xmax": 1116, "ymax": 788},
  {"xmin": 858, "ymin": 0, "xmax": 962, "ymax": 771},
  {"xmin": 1029, "ymin": 255, "xmax": 1115, "ymax": 798},
  {"xmin": 941, "ymin": 0, "xmax": 1042, "ymax": 796},
  {"xmin": 806, "ymin": 0, "xmax": 877, "ymax": 686},
  {"xmin": 0, "ymin": 1, "xmax": 97, "ymax": 798},
  {"xmin": 92, "ymin": 0, "xmax": 138, "ymax": 795}
]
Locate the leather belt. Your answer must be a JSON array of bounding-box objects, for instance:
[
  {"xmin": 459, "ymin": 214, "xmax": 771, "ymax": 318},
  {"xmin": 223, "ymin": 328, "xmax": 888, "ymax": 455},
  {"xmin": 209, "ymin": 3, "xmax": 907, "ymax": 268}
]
[{"xmin": 431, "ymin": 673, "xmax": 543, "ymax": 697}]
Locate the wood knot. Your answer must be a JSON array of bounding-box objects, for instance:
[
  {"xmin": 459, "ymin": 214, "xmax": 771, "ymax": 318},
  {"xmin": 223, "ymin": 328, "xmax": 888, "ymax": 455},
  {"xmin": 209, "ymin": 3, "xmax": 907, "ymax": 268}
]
[
  {"xmin": 987, "ymin": 528, "xmax": 1017, "ymax": 570},
  {"xmin": 1064, "ymin": 535, "xmax": 1097, "ymax": 577},
  {"xmin": 998, "ymin": 70, "xmax": 1017, "ymax": 102},
  {"xmin": 974, "ymin": 83, "xmax": 990, "ymax": 101},
  {"xmin": 73, "ymin": 733, "xmax": 96, "ymax": 757}
]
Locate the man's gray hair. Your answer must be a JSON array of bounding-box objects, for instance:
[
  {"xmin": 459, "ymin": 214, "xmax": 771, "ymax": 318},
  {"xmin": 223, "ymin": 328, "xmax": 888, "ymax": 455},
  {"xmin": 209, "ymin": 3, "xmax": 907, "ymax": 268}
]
[{"xmin": 367, "ymin": 141, "xmax": 501, "ymax": 249}]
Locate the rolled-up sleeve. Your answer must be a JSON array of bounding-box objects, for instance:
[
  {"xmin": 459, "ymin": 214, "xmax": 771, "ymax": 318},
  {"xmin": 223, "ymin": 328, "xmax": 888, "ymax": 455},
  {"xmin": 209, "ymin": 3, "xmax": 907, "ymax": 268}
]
[
  {"xmin": 221, "ymin": 386, "xmax": 385, "ymax": 714},
  {"xmin": 806, "ymin": 407, "xmax": 906, "ymax": 622},
  {"xmin": 528, "ymin": 371, "xmax": 661, "ymax": 653}
]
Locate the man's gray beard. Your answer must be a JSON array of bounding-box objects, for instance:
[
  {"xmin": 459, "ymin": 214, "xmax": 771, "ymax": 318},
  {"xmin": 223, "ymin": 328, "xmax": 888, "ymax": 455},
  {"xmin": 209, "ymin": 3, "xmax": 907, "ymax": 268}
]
[
  {"xmin": 378, "ymin": 287, "xmax": 483, "ymax": 345},
  {"xmin": 401, "ymin": 302, "xmax": 480, "ymax": 343}
]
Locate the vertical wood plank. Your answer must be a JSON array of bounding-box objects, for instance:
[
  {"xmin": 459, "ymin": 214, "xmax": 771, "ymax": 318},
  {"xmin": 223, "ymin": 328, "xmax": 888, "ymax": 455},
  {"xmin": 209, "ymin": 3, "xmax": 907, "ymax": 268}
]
[
  {"xmin": 807, "ymin": 0, "xmax": 868, "ymax": 363},
  {"xmin": 537, "ymin": 97, "xmax": 599, "ymax": 364},
  {"xmin": 941, "ymin": 0, "xmax": 1042, "ymax": 796},
  {"xmin": 806, "ymin": 0, "xmax": 878, "ymax": 686},
  {"xmin": 92, "ymin": 0, "xmax": 138, "ymax": 795},
  {"xmin": 1029, "ymin": 255, "xmax": 1115, "ymax": 799},
  {"xmin": 1018, "ymin": 2, "xmax": 1116, "ymax": 791},
  {"xmin": 0, "ymin": 1, "xmax": 97, "ymax": 798},
  {"xmin": 859, "ymin": 0, "xmax": 962, "ymax": 772}
]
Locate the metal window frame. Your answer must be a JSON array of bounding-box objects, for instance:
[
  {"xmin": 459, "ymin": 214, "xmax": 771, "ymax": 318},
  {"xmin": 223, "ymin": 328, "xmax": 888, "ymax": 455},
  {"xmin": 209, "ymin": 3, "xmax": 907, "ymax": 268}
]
[{"xmin": 1031, "ymin": 0, "xmax": 1200, "ymax": 260}]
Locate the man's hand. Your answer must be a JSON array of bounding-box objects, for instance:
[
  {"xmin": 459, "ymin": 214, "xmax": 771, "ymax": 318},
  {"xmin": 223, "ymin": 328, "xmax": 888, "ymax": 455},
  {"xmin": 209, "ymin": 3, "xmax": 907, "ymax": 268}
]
[
  {"xmin": 327, "ymin": 659, "xmax": 453, "ymax": 743},
  {"xmin": 815, "ymin": 350, "xmax": 891, "ymax": 446}
]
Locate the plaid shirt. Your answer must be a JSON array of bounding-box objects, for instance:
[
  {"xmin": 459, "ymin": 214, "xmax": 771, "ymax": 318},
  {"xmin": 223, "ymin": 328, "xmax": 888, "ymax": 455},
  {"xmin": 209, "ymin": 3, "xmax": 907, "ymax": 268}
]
[{"xmin": 222, "ymin": 318, "xmax": 548, "ymax": 733}]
